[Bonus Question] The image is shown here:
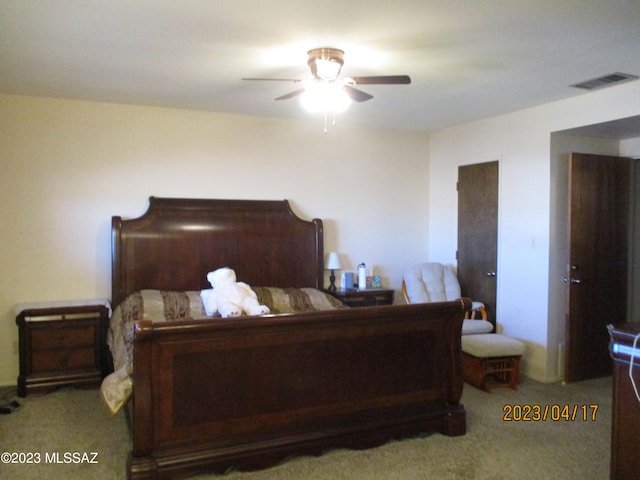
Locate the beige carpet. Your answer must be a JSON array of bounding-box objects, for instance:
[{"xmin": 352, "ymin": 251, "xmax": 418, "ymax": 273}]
[{"xmin": 0, "ymin": 376, "xmax": 612, "ymax": 480}]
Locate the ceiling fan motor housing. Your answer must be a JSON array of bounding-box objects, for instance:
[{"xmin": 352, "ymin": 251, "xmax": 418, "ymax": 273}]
[{"xmin": 307, "ymin": 48, "xmax": 344, "ymax": 80}]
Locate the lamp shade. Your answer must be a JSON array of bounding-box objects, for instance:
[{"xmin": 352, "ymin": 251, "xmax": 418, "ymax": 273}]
[{"xmin": 325, "ymin": 252, "xmax": 342, "ymax": 270}]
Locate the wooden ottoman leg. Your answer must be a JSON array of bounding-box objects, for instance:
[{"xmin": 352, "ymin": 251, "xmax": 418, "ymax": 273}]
[
  {"xmin": 462, "ymin": 352, "xmax": 488, "ymax": 391},
  {"xmin": 510, "ymin": 356, "xmax": 521, "ymax": 389}
]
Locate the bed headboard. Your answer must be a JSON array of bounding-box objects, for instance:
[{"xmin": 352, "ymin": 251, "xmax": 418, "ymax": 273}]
[{"xmin": 111, "ymin": 197, "xmax": 324, "ymax": 307}]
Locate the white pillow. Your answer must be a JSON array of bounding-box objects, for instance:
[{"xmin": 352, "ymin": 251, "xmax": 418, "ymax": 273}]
[{"xmin": 462, "ymin": 319, "xmax": 494, "ymax": 335}]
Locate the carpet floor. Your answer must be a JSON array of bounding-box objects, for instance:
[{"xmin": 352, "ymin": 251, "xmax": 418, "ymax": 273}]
[{"xmin": 0, "ymin": 376, "xmax": 612, "ymax": 480}]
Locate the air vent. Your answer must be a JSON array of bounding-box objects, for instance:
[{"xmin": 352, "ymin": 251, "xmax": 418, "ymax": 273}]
[{"xmin": 571, "ymin": 72, "xmax": 638, "ymax": 90}]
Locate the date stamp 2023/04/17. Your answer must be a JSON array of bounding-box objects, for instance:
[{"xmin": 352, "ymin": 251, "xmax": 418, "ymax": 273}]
[{"xmin": 503, "ymin": 404, "xmax": 599, "ymax": 422}]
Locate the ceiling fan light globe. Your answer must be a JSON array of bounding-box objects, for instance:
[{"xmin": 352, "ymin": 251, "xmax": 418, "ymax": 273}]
[
  {"xmin": 300, "ymin": 87, "xmax": 323, "ymax": 113},
  {"xmin": 300, "ymin": 83, "xmax": 351, "ymax": 113},
  {"xmin": 331, "ymin": 88, "xmax": 351, "ymax": 113}
]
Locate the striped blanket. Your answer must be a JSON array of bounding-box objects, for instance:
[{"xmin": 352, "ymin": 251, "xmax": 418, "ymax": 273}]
[{"xmin": 101, "ymin": 288, "xmax": 347, "ymax": 414}]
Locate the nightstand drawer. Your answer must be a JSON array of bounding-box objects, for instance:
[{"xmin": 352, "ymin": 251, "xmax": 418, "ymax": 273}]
[
  {"xmin": 342, "ymin": 291, "xmax": 391, "ymax": 306},
  {"xmin": 31, "ymin": 325, "xmax": 95, "ymax": 349},
  {"xmin": 32, "ymin": 346, "xmax": 96, "ymax": 372},
  {"xmin": 326, "ymin": 289, "xmax": 395, "ymax": 307}
]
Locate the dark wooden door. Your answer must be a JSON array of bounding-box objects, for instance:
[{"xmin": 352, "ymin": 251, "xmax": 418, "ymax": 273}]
[
  {"xmin": 565, "ymin": 153, "xmax": 630, "ymax": 382},
  {"xmin": 457, "ymin": 161, "xmax": 498, "ymax": 323}
]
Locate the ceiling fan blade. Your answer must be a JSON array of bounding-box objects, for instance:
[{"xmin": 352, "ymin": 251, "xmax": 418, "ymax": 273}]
[
  {"xmin": 349, "ymin": 75, "xmax": 411, "ymax": 85},
  {"xmin": 242, "ymin": 78, "xmax": 302, "ymax": 82},
  {"xmin": 275, "ymin": 88, "xmax": 306, "ymax": 101},
  {"xmin": 344, "ymin": 85, "xmax": 374, "ymax": 102}
]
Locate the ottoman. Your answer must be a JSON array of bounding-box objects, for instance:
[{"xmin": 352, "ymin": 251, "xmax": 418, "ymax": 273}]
[{"xmin": 461, "ymin": 334, "xmax": 525, "ymax": 391}]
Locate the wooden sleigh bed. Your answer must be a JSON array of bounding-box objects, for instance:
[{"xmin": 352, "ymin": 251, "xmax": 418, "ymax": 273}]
[{"xmin": 106, "ymin": 197, "xmax": 467, "ymax": 479}]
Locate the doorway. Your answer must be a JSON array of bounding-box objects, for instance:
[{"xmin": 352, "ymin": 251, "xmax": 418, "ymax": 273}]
[{"xmin": 565, "ymin": 153, "xmax": 631, "ymax": 382}]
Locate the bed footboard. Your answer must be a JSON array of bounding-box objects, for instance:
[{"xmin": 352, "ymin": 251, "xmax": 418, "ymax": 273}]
[{"xmin": 128, "ymin": 299, "xmax": 468, "ymax": 479}]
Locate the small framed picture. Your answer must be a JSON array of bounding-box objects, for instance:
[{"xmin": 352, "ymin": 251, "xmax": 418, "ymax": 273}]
[{"xmin": 366, "ymin": 275, "xmax": 381, "ymax": 289}]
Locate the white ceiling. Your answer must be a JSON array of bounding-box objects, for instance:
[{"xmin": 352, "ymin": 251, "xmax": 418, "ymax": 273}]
[{"xmin": 2, "ymin": 1, "xmax": 640, "ymax": 132}]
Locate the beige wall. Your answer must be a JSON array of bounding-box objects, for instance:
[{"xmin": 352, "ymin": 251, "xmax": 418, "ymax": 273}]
[
  {"xmin": 428, "ymin": 81, "xmax": 640, "ymax": 382},
  {"xmin": 6, "ymin": 83, "xmax": 638, "ymax": 388},
  {"xmin": 0, "ymin": 95, "xmax": 430, "ymax": 386}
]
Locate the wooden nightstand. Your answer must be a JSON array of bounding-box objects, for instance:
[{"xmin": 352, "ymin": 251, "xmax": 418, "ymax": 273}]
[
  {"xmin": 327, "ymin": 288, "xmax": 395, "ymax": 307},
  {"xmin": 15, "ymin": 301, "xmax": 110, "ymax": 397}
]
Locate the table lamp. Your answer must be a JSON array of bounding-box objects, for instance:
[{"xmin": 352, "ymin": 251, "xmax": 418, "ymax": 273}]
[{"xmin": 325, "ymin": 252, "xmax": 342, "ymax": 292}]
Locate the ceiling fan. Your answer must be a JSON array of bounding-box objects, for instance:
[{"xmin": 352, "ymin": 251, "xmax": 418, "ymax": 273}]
[{"xmin": 242, "ymin": 47, "xmax": 411, "ymax": 104}]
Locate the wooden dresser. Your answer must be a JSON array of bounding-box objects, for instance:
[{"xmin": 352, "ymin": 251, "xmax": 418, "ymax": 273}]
[
  {"xmin": 15, "ymin": 301, "xmax": 110, "ymax": 397},
  {"xmin": 608, "ymin": 323, "xmax": 640, "ymax": 480}
]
